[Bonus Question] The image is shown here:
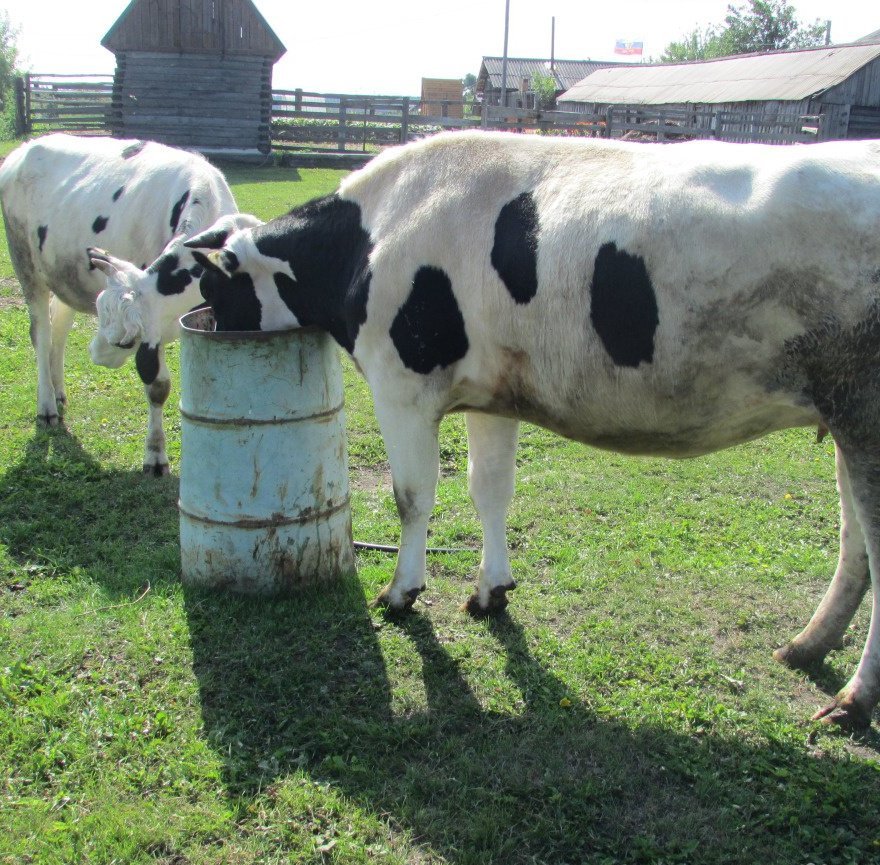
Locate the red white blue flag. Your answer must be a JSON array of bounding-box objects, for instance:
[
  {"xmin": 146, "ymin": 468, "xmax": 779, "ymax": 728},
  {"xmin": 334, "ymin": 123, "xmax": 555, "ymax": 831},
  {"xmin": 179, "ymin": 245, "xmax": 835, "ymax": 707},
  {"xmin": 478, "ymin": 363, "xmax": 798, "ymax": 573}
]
[{"xmin": 614, "ymin": 39, "xmax": 644, "ymax": 56}]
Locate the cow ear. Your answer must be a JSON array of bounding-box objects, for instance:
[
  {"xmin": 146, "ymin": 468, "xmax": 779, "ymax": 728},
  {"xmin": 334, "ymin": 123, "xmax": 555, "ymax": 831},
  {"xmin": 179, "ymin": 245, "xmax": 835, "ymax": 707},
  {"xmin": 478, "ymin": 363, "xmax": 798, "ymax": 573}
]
[
  {"xmin": 191, "ymin": 250, "xmax": 227, "ymax": 275},
  {"xmin": 184, "ymin": 228, "xmax": 230, "ymax": 250}
]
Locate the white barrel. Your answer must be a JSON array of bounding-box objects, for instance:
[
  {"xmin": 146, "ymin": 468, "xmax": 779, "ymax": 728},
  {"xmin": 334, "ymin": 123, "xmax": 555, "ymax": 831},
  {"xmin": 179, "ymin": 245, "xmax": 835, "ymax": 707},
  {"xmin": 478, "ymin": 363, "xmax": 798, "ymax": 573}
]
[{"xmin": 178, "ymin": 309, "xmax": 355, "ymax": 593}]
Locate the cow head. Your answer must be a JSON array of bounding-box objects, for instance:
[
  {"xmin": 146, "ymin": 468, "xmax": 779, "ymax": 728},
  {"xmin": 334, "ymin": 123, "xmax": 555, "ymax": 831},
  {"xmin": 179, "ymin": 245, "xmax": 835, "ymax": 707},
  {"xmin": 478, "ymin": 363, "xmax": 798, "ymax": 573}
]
[
  {"xmin": 88, "ymin": 213, "xmax": 263, "ymax": 367},
  {"xmin": 187, "ymin": 222, "xmax": 290, "ymax": 333},
  {"xmin": 88, "ymin": 249, "xmax": 147, "ymax": 368}
]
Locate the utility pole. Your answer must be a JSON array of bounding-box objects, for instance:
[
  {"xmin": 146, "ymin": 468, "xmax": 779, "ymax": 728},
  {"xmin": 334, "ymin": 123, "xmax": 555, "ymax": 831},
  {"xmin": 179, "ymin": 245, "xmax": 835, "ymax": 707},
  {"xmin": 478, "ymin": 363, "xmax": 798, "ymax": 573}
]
[
  {"xmin": 501, "ymin": 0, "xmax": 510, "ymax": 107},
  {"xmin": 824, "ymin": 20, "xmax": 832, "ymax": 45},
  {"xmin": 550, "ymin": 16, "xmax": 556, "ymax": 73}
]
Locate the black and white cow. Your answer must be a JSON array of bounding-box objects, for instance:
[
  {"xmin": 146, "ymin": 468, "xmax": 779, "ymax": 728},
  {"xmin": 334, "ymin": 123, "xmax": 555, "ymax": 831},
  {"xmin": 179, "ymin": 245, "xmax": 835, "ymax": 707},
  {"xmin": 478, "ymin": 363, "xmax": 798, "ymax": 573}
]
[
  {"xmin": 0, "ymin": 133, "xmax": 257, "ymax": 474},
  {"xmin": 190, "ymin": 131, "xmax": 880, "ymax": 729}
]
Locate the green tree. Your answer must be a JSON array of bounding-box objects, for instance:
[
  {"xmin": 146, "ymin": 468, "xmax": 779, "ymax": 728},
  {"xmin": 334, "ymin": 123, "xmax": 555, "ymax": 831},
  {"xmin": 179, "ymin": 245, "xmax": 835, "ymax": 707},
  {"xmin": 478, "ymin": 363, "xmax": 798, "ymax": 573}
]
[
  {"xmin": 531, "ymin": 70, "xmax": 557, "ymax": 110},
  {"xmin": 0, "ymin": 10, "xmax": 20, "ymax": 136},
  {"xmin": 662, "ymin": 1, "xmax": 826, "ymax": 62}
]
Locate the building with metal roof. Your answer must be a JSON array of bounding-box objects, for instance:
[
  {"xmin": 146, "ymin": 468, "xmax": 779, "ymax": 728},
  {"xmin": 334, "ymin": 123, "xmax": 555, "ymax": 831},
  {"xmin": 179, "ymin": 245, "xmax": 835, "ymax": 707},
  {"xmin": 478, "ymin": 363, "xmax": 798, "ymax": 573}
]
[
  {"xmin": 558, "ymin": 41, "xmax": 880, "ymax": 140},
  {"xmin": 477, "ymin": 57, "xmax": 622, "ymax": 108}
]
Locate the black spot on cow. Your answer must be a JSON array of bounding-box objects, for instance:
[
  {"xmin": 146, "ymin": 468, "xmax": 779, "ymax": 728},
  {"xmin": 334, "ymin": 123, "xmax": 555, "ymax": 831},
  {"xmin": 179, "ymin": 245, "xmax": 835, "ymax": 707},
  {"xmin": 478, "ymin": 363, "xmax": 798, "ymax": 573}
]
[
  {"xmin": 390, "ymin": 266, "xmax": 469, "ymax": 374},
  {"xmin": 491, "ymin": 191, "xmax": 539, "ymax": 304},
  {"xmin": 135, "ymin": 343, "xmax": 160, "ymax": 384},
  {"xmin": 251, "ymin": 195, "xmax": 373, "ymax": 352},
  {"xmin": 113, "ymin": 186, "xmax": 125, "ymax": 202},
  {"xmin": 92, "ymin": 216, "xmax": 109, "ymax": 235},
  {"xmin": 121, "ymin": 141, "xmax": 146, "ymax": 160},
  {"xmin": 37, "ymin": 225, "xmax": 48, "ymax": 252},
  {"xmin": 222, "ymin": 250, "xmax": 240, "ymax": 273},
  {"xmin": 589, "ymin": 242, "xmax": 658, "ymax": 368},
  {"xmin": 195, "ymin": 254, "xmax": 263, "ymax": 332},
  {"xmin": 170, "ymin": 190, "xmax": 190, "ymax": 233},
  {"xmin": 147, "ymin": 252, "xmax": 193, "ymax": 296}
]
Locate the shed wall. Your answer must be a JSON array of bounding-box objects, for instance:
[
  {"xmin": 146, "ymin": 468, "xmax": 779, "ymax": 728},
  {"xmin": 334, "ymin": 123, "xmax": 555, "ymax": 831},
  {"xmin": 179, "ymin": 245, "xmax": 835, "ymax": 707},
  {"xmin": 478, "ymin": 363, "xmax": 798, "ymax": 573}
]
[{"xmin": 112, "ymin": 51, "xmax": 272, "ymax": 151}]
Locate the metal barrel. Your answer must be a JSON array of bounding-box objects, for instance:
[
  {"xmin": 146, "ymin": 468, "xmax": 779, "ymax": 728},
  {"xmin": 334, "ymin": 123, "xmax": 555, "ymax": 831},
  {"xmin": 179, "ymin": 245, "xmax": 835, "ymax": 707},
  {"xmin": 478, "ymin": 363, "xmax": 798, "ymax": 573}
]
[{"xmin": 178, "ymin": 309, "xmax": 355, "ymax": 594}]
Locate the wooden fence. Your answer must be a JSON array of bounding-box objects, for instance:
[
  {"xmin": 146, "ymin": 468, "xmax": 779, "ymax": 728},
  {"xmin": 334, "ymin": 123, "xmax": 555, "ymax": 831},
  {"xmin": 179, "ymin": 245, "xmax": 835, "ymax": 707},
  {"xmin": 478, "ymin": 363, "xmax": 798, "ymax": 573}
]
[
  {"xmin": 14, "ymin": 74, "xmax": 847, "ymax": 150},
  {"xmin": 15, "ymin": 74, "xmax": 114, "ymax": 137}
]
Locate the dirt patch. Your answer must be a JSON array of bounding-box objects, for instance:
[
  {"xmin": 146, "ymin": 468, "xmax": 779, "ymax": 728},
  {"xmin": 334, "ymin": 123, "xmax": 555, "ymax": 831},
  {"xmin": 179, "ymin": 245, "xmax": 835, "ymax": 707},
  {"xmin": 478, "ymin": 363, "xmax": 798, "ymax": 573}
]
[
  {"xmin": 350, "ymin": 463, "xmax": 391, "ymax": 493},
  {"xmin": 0, "ymin": 276, "xmax": 23, "ymax": 308}
]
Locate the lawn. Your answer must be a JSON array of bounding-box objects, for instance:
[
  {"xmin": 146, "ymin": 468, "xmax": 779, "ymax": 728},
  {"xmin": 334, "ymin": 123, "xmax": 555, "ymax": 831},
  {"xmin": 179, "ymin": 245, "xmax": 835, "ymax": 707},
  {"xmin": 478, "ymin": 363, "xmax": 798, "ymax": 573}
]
[{"xmin": 0, "ymin": 145, "xmax": 879, "ymax": 865}]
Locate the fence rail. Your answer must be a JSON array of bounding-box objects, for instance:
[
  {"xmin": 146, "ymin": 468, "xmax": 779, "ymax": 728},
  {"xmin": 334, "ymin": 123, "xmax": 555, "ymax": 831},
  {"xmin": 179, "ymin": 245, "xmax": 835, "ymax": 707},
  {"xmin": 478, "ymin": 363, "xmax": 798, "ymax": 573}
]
[
  {"xmin": 16, "ymin": 74, "xmax": 114, "ymax": 137},
  {"xmin": 14, "ymin": 73, "xmax": 854, "ymax": 152}
]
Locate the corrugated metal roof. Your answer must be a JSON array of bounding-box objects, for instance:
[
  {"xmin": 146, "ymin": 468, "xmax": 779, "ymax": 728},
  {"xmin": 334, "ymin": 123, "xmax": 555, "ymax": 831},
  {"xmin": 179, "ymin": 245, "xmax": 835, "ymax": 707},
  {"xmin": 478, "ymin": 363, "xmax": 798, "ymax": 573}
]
[
  {"xmin": 558, "ymin": 42, "xmax": 880, "ymax": 106},
  {"xmin": 479, "ymin": 57, "xmax": 620, "ymax": 93}
]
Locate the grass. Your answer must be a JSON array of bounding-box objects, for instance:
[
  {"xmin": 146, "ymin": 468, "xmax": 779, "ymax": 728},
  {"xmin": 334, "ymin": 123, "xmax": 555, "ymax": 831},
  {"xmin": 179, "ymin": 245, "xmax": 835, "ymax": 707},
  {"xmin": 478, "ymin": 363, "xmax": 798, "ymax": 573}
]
[{"xmin": 1, "ymin": 148, "xmax": 879, "ymax": 865}]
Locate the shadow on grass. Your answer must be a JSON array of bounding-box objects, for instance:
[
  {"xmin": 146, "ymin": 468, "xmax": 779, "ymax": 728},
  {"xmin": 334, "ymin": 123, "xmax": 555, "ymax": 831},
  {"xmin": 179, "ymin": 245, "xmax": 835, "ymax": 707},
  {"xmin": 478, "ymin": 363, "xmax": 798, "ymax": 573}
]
[
  {"xmin": 0, "ymin": 428, "xmax": 180, "ymax": 597},
  {"xmin": 185, "ymin": 577, "xmax": 880, "ymax": 865}
]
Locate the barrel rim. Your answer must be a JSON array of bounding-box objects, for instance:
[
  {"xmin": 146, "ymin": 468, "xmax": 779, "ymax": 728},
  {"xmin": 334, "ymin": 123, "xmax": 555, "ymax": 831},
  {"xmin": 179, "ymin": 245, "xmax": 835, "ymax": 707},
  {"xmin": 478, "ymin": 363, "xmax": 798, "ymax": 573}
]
[{"xmin": 179, "ymin": 309, "xmax": 324, "ymax": 341}]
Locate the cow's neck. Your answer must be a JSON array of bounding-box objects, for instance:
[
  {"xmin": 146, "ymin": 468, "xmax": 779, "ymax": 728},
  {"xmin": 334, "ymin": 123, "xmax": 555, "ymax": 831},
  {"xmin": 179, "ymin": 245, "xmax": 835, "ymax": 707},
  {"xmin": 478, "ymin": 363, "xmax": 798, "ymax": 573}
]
[{"xmin": 254, "ymin": 195, "xmax": 372, "ymax": 352}]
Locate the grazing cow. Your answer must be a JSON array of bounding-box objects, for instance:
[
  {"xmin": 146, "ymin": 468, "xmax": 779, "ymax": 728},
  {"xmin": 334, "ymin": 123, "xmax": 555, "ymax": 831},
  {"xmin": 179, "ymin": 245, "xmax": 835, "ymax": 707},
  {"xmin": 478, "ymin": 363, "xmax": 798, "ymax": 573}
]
[
  {"xmin": 0, "ymin": 133, "xmax": 257, "ymax": 474},
  {"xmin": 189, "ymin": 131, "xmax": 880, "ymax": 729}
]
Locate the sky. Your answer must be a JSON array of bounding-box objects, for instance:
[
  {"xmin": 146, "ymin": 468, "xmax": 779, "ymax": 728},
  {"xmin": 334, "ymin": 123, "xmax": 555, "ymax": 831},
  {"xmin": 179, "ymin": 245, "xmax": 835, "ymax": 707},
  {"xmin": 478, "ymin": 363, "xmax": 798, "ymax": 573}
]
[{"xmin": 3, "ymin": 0, "xmax": 876, "ymax": 95}]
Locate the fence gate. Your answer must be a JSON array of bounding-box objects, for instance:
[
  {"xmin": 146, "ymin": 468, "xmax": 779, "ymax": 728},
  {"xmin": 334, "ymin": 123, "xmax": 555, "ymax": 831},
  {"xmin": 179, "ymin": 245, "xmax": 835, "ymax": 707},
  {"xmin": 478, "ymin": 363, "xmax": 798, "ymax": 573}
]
[{"xmin": 15, "ymin": 74, "xmax": 114, "ymax": 137}]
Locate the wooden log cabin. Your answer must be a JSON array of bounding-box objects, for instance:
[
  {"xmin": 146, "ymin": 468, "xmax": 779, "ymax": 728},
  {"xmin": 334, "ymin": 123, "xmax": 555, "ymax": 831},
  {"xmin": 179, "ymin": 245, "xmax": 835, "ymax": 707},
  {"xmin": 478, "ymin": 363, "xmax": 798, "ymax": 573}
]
[{"xmin": 102, "ymin": 0, "xmax": 286, "ymax": 154}]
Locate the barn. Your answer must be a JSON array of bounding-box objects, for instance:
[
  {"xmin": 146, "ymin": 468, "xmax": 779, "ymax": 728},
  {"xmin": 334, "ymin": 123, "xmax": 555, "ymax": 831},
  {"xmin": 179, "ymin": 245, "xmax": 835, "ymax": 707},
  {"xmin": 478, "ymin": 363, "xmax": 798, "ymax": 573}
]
[
  {"xmin": 476, "ymin": 57, "xmax": 620, "ymax": 110},
  {"xmin": 558, "ymin": 40, "xmax": 880, "ymax": 141},
  {"xmin": 102, "ymin": 0, "xmax": 286, "ymax": 155}
]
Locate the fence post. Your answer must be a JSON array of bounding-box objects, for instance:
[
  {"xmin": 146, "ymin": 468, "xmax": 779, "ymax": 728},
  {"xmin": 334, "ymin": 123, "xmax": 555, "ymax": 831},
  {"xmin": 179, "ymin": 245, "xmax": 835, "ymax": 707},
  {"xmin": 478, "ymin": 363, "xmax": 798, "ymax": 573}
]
[
  {"xmin": 14, "ymin": 76, "xmax": 27, "ymax": 137},
  {"xmin": 294, "ymin": 88, "xmax": 302, "ymax": 113},
  {"xmin": 401, "ymin": 97, "xmax": 409, "ymax": 144},
  {"xmin": 338, "ymin": 96, "xmax": 347, "ymax": 152}
]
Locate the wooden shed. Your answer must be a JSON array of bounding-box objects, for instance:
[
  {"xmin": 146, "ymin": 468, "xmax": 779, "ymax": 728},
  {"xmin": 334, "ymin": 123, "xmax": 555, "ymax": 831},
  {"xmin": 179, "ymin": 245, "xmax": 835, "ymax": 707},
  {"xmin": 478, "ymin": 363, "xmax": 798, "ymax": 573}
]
[
  {"xmin": 420, "ymin": 78, "xmax": 463, "ymax": 118},
  {"xmin": 476, "ymin": 57, "xmax": 621, "ymax": 109},
  {"xmin": 102, "ymin": 0, "xmax": 286, "ymax": 154},
  {"xmin": 557, "ymin": 41, "xmax": 880, "ymax": 141}
]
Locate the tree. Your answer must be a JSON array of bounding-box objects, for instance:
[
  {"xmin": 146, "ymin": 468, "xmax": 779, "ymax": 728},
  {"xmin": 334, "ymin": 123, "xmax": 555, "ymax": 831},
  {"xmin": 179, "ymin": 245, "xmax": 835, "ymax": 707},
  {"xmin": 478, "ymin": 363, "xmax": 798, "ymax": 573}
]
[
  {"xmin": 0, "ymin": 11, "xmax": 19, "ymax": 103},
  {"xmin": 661, "ymin": 1, "xmax": 826, "ymax": 63},
  {"xmin": 530, "ymin": 70, "xmax": 558, "ymax": 111},
  {"xmin": 0, "ymin": 9, "xmax": 20, "ymax": 137}
]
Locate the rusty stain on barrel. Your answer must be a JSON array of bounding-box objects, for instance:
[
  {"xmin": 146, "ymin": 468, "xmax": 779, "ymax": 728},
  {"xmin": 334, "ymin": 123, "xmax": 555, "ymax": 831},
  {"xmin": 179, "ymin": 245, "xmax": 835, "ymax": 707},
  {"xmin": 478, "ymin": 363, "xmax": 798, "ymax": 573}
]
[{"xmin": 178, "ymin": 309, "xmax": 355, "ymax": 593}]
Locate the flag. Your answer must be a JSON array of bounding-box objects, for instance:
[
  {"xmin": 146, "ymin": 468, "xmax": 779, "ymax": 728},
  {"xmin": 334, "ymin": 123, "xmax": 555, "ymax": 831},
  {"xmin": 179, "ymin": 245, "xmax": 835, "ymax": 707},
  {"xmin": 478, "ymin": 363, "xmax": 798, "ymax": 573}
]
[{"xmin": 614, "ymin": 39, "xmax": 644, "ymax": 56}]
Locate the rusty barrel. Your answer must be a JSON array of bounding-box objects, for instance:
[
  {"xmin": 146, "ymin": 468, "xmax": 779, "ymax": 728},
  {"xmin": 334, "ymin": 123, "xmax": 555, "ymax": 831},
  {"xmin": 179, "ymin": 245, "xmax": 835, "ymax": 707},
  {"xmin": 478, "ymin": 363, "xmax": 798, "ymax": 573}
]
[{"xmin": 178, "ymin": 309, "xmax": 355, "ymax": 594}]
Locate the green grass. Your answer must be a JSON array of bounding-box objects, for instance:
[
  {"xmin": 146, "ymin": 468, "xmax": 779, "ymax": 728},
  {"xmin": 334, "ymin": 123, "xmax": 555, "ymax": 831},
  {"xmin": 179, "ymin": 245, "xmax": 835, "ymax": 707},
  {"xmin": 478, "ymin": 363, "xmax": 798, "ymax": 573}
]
[{"xmin": 1, "ymin": 156, "xmax": 879, "ymax": 865}]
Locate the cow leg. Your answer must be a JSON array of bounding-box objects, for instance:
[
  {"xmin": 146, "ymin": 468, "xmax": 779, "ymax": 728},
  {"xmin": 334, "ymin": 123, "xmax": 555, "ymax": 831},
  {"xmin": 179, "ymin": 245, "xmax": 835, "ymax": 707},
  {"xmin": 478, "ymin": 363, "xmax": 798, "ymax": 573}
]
[
  {"xmin": 462, "ymin": 412, "xmax": 519, "ymax": 615},
  {"xmin": 811, "ymin": 446, "xmax": 880, "ymax": 729},
  {"xmin": 372, "ymin": 400, "xmax": 440, "ymax": 611},
  {"xmin": 141, "ymin": 345, "xmax": 171, "ymax": 477},
  {"xmin": 775, "ymin": 443, "xmax": 870, "ymax": 669},
  {"xmin": 48, "ymin": 296, "xmax": 75, "ymax": 414},
  {"xmin": 26, "ymin": 289, "xmax": 61, "ymax": 426}
]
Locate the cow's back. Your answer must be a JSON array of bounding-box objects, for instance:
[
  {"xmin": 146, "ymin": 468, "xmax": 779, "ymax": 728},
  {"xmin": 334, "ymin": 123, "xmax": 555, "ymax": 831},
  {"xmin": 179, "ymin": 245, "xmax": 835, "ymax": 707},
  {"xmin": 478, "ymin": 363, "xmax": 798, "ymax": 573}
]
[
  {"xmin": 0, "ymin": 134, "xmax": 235, "ymax": 313},
  {"xmin": 343, "ymin": 133, "xmax": 880, "ymax": 456}
]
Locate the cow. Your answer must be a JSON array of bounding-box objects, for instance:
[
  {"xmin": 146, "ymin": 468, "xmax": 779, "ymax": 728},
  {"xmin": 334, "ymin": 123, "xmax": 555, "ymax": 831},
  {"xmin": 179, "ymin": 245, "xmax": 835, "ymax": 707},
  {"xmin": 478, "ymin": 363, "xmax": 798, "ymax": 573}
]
[
  {"xmin": 0, "ymin": 133, "xmax": 258, "ymax": 475},
  {"xmin": 188, "ymin": 130, "xmax": 880, "ymax": 730}
]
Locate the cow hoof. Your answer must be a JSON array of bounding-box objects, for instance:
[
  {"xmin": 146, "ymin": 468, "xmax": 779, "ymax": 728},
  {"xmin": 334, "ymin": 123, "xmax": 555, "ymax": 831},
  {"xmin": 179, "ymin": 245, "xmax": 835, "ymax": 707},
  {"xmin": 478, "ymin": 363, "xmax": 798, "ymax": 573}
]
[
  {"xmin": 37, "ymin": 412, "xmax": 61, "ymax": 428},
  {"xmin": 773, "ymin": 641, "xmax": 827, "ymax": 671},
  {"xmin": 143, "ymin": 462, "xmax": 171, "ymax": 478},
  {"xmin": 812, "ymin": 697, "xmax": 872, "ymax": 731},
  {"xmin": 373, "ymin": 584, "xmax": 424, "ymax": 613},
  {"xmin": 462, "ymin": 582, "xmax": 516, "ymax": 617}
]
